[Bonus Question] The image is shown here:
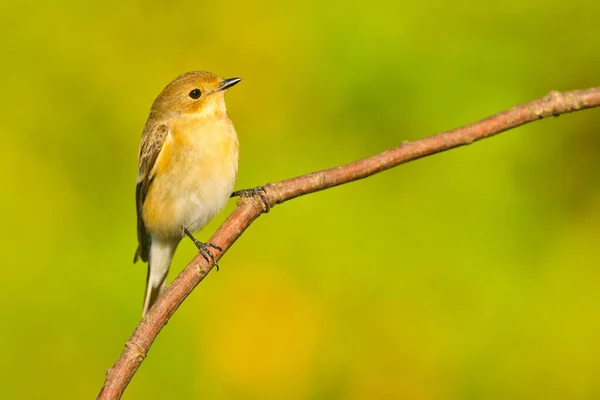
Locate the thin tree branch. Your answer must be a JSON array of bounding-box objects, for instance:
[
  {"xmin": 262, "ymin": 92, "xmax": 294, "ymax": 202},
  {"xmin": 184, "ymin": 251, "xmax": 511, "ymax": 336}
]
[{"xmin": 98, "ymin": 88, "xmax": 600, "ymax": 399}]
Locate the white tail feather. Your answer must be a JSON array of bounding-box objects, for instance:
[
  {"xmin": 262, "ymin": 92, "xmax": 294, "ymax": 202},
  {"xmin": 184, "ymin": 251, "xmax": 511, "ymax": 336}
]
[{"xmin": 142, "ymin": 236, "xmax": 180, "ymax": 316}]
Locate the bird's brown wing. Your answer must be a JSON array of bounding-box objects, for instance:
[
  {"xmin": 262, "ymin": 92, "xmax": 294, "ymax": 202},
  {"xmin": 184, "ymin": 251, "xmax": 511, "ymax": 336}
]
[{"xmin": 134, "ymin": 123, "xmax": 169, "ymax": 263}]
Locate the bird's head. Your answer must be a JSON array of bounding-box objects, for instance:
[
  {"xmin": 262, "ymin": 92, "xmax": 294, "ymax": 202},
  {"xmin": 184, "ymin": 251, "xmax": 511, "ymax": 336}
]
[{"xmin": 150, "ymin": 71, "xmax": 241, "ymax": 119}]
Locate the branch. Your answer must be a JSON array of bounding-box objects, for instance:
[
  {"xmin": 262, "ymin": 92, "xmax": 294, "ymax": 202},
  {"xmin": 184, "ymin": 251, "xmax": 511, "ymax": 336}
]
[{"xmin": 98, "ymin": 88, "xmax": 600, "ymax": 399}]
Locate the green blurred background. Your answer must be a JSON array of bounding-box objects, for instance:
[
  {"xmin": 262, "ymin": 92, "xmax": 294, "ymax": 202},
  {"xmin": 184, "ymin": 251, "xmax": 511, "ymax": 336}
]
[{"xmin": 2, "ymin": 0, "xmax": 600, "ymax": 399}]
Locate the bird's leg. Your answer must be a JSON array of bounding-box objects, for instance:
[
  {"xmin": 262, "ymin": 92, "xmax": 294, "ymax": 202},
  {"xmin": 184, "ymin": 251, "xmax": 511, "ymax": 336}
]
[
  {"xmin": 183, "ymin": 227, "xmax": 222, "ymax": 271},
  {"xmin": 231, "ymin": 186, "xmax": 270, "ymax": 212}
]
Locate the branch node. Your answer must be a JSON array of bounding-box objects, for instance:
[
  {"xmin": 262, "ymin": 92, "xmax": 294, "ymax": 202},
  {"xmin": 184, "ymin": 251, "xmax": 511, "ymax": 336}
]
[
  {"xmin": 193, "ymin": 258, "xmax": 210, "ymax": 277},
  {"xmin": 124, "ymin": 341, "xmax": 146, "ymax": 362}
]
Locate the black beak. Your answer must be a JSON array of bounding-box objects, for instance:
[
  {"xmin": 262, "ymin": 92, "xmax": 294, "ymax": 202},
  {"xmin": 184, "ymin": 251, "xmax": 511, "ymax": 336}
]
[{"xmin": 219, "ymin": 77, "xmax": 242, "ymax": 91}]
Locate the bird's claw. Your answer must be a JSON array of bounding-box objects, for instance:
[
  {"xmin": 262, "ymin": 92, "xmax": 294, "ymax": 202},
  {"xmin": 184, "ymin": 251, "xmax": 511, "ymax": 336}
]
[
  {"xmin": 196, "ymin": 242, "xmax": 220, "ymax": 271},
  {"xmin": 231, "ymin": 186, "xmax": 270, "ymax": 212},
  {"xmin": 183, "ymin": 228, "xmax": 221, "ymax": 271}
]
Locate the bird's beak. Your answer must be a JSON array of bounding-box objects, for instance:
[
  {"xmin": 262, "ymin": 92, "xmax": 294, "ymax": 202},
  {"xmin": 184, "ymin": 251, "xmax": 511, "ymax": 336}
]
[{"xmin": 218, "ymin": 77, "xmax": 242, "ymax": 91}]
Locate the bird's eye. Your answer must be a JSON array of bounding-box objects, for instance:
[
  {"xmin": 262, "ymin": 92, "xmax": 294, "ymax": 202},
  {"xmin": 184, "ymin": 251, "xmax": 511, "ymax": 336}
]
[{"xmin": 188, "ymin": 89, "xmax": 201, "ymax": 99}]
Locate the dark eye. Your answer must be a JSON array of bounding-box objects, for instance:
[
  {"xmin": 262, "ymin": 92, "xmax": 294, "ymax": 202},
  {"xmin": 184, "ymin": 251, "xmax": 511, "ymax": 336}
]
[{"xmin": 188, "ymin": 89, "xmax": 201, "ymax": 99}]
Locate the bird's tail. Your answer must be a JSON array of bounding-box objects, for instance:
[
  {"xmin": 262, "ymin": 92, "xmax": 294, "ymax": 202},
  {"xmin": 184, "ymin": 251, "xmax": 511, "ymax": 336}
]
[{"xmin": 142, "ymin": 236, "xmax": 180, "ymax": 317}]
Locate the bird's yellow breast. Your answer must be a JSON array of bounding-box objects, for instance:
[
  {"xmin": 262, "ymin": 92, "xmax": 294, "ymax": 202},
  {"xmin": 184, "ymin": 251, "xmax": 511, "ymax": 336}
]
[{"xmin": 142, "ymin": 113, "xmax": 239, "ymax": 238}]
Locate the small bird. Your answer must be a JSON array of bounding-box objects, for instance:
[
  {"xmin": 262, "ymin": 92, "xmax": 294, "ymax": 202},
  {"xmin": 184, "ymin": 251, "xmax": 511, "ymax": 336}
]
[{"xmin": 134, "ymin": 71, "xmax": 241, "ymax": 316}]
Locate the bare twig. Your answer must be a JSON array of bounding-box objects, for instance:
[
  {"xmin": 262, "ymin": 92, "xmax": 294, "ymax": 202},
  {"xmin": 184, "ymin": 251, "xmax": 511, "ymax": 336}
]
[{"xmin": 98, "ymin": 88, "xmax": 600, "ymax": 399}]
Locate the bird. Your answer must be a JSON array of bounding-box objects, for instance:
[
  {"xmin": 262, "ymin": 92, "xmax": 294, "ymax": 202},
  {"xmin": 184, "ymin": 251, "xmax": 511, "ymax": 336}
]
[{"xmin": 134, "ymin": 71, "xmax": 241, "ymax": 317}]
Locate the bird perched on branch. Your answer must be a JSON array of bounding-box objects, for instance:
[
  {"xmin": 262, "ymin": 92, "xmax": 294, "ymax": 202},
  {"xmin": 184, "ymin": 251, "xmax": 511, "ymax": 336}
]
[{"xmin": 134, "ymin": 71, "xmax": 241, "ymax": 316}]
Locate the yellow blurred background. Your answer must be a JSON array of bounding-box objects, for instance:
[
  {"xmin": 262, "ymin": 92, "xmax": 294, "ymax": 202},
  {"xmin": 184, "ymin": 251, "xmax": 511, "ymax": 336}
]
[{"xmin": 2, "ymin": 0, "xmax": 600, "ymax": 399}]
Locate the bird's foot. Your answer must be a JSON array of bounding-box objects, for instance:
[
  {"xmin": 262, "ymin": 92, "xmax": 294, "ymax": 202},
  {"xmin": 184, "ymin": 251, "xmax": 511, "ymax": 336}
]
[
  {"xmin": 183, "ymin": 227, "xmax": 222, "ymax": 271},
  {"xmin": 231, "ymin": 186, "xmax": 270, "ymax": 212}
]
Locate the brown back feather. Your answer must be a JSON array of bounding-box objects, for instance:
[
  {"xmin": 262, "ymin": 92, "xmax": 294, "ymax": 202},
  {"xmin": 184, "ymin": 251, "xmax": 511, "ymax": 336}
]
[{"xmin": 134, "ymin": 123, "xmax": 169, "ymax": 263}]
